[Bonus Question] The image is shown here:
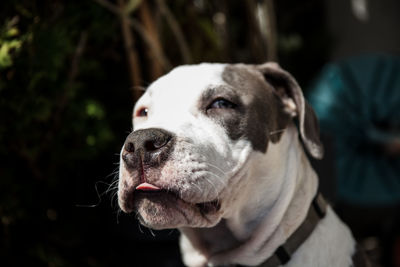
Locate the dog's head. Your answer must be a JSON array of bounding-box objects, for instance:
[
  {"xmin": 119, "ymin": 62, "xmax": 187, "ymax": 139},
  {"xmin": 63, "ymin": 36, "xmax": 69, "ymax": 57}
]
[{"xmin": 117, "ymin": 63, "xmax": 323, "ymax": 230}]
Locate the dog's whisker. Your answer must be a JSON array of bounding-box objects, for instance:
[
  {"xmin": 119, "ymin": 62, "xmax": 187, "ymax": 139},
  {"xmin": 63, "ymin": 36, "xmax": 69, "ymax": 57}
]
[
  {"xmin": 191, "ymin": 181, "xmax": 203, "ymax": 195},
  {"xmin": 76, "ymin": 179, "xmax": 111, "ymax": 208},
  {"xmin": 202, "ymin": 173, "xmax": 225, "ymax": 208},
  {"xmin": 110, "ymin": 190, "xmax": 119, "ymax": 210},
  {"xmin": 106, "ymin": 179, "xmax": 119, "ymax": 194},
  {"xmin": 204, "ymin": 162, "xmax": 227, "ymax": 176},
  {"xmin": 206, "ymin": 172, "xmax": 227, "ymax": 188},
  {"xmin": 148, "ymin": 228, "xmax": 156, "ymax": 237},
  {"xmin": 116, "ymin": 210, "xmax": 122, "ymax": 224},
  {"xmin": 76, "ymin": 165, "xmax": 120, "ymax": 213},
  {"xmin": 202, "ymin": 176, "xmax": 220, "ymax": 199},
  {"xmin": 269, "ymin": 129, "xmax": 286, "ymax": 136},
  {"xmin": 107, "ymin": 189, "xmax": 118, "ymax": 204},
  {"xmin": 167, "ymin": 229, "xmax": 176, "ymax": 236},
  {"xmin": 108, "ymin": 169, "xmax": 120, "ymax": 177},
  {"xmin": 137, "ymin": 221, "xmax": 144, "ymax": 234}
]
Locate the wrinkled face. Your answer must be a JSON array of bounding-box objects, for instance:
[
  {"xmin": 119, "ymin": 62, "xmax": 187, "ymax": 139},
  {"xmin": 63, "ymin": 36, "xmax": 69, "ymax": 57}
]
[{"xmin": 118, "ymin": 63, "xmax": 290, "ymax": 229}]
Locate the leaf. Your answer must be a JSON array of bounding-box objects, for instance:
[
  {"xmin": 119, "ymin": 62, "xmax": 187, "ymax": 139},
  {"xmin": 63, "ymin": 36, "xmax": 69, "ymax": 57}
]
[{"xmin": 0, "ymin": 39, "xmax": 23, "ymax": 69}]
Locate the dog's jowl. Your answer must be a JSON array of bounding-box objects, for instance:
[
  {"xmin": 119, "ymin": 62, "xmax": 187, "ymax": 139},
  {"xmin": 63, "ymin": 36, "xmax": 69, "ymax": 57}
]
[{"xmin": 117, "ymin": 63, "xmax": 368, "ymax": 267}]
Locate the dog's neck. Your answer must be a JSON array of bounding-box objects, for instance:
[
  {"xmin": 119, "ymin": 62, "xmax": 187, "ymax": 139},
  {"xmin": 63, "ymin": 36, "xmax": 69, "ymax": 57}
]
[{"xmin": 180, "ymin": 125, "xmax": 319, "ymax": 266}]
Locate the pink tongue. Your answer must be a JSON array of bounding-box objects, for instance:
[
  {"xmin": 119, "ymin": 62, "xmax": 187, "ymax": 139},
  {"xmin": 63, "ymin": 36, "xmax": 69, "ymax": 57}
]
[{"xmin": 136, "ymin": 182, "xmax": 161, "ymax": 191}]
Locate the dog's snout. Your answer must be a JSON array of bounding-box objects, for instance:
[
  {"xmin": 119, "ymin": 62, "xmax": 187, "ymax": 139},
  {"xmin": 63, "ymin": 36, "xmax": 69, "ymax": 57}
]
[{"xmin": 123, "ymin": 128, "xmax": 174, "ymax": 168}]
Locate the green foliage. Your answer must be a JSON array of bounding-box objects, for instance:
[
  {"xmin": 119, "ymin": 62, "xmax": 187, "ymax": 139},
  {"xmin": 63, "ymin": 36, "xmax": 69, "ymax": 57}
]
[
  {"xmin": 0, "ymin": 1, "xmax": 132, "ymax": 265},
  {"xmin": 0, "ymin": 39, "xmax": 22, "ymax": 68},
  {"xmin": 0, "ymin": 17, "xmax": 25, "ymax": 69}
]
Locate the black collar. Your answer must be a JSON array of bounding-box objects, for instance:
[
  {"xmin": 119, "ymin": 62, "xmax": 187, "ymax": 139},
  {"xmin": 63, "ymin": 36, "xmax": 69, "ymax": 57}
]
[{"xmin": 239, "ymin": 193, "xmax": 327, "ymax": 267}]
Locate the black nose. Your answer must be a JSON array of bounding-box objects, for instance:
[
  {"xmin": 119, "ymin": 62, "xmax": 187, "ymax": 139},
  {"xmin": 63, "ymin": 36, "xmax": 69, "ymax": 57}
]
[{"xmin": 122, "ymin": 128, "xmax": 174, "ymax": 168}]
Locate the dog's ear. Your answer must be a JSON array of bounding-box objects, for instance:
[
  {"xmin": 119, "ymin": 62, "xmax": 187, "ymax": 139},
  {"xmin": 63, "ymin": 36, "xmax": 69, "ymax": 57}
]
[{"xmin": 257, "ymin": 62, "xmax": 324, "ymax": 159}]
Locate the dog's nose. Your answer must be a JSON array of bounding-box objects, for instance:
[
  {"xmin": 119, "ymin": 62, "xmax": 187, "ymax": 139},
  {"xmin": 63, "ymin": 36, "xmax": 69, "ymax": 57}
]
[
  {"xmin": 124, "ymin": 128, "xmax": 172, "ymax": 153},
  {"xmin": 122, "ymin": 128, "xmax": 174, "ymax": 168}
]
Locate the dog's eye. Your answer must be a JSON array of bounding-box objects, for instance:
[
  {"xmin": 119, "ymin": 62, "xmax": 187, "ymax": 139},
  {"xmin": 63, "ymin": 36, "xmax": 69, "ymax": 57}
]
[
  {"xmin": 136, "ymin": 107, "xmax": 148, "ymax": 117},
  {"xmin": 208, "ymin": 98, "xmax": 237, "ymax": 110}
]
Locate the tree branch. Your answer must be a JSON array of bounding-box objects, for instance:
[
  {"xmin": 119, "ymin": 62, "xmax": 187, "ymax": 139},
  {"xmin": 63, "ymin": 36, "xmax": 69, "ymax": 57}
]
[
  {"xmin": 156, "ymin": 0, "xmax": 192, "ymax": 64},
  {"xmin": 264, "ymin": 0, "xmax": 278, "ymax": 61},
  {"xmin": 68, "ymin": 32, "xmax": 88, "ymax": 83},
  {"xmin": 42, "ymin": 31, "xmax": 88, "ymax": 149},
  {"xmin": 118, "ymin": 0, "xmax": 143, "ymax": 100},
  {"xmin": 138, "ymin": 1, "xmax": 164, "ymax": 80},
  {"xmin": 92, "ymin": 0, "xmax": 172, "ymax": 70}
]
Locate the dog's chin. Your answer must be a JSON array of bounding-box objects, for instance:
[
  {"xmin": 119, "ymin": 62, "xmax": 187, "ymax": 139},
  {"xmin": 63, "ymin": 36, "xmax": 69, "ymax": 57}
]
[{"xmin": 133, "ymin": 191, "xmax": 222, "ymax": 230}]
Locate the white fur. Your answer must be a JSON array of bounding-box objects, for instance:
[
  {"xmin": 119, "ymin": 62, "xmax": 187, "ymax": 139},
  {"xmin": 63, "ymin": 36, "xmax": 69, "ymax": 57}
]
[
  {"xmin": 119, "ymin": 64, "xmax": 357, "ymax": 267},
  {"xmin": 181, "ymin": 126, "xmax": 355, "ymax": 267},
  {"xmin": 133, "ymin": 63, "xmax": 227, "ymax": 133}
]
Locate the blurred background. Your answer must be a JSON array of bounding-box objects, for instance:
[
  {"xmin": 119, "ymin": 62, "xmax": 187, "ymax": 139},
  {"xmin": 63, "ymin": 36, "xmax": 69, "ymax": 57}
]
[{"xmin": 0, "ymin": 0, "xmax": 399, "ymax": 266}]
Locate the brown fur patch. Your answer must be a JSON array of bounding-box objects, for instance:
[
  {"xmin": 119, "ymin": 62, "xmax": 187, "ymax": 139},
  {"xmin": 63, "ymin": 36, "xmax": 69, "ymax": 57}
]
[{"xmin": 220, "ymin": 64, "xmax": 291, "ymax": 153}]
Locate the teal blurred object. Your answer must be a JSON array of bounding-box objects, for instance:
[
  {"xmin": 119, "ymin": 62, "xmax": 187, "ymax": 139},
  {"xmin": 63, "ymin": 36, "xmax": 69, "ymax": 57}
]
[{"xmin": 309, "ymin": 54, "xmax": 400, "ymax": 206}]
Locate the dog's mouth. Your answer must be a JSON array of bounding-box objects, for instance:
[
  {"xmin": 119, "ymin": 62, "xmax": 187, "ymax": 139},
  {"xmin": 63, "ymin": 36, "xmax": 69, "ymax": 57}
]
[
  {"xmin": 120, "ymin": 182, "xmax": 221, "ymax": 228},
  {"xmin": 134, "ymin": 184, "xmax": 221, "ymax": 213},
  {"xmin": 136, "ymin": 190, "xmax": 220, "ymax": 213}
]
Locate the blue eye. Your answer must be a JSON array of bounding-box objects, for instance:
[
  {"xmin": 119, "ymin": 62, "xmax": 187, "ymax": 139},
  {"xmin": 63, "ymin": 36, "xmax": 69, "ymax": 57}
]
[{"xmin": 208, "ymin": 98, "xmax": 237, "ymax": 110}]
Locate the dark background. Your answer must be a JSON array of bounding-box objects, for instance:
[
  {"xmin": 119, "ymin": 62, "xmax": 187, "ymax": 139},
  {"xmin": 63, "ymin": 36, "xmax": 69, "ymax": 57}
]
[{"xmin": 0, "ymin": 0, "xmax": 399, "ymax": 266}]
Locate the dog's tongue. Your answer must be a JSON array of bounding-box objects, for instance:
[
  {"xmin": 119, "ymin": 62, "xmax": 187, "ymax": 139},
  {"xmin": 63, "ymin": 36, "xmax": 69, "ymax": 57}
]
[{"xmin": 136, "ymin": 182, "xmax": 161, "ymax": 191}]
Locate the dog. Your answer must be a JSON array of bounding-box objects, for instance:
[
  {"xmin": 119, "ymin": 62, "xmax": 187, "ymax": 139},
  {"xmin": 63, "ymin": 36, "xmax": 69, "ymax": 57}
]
[{"xmin": 117, "ymin": 62, "xmax": 369, "ymax": 266}]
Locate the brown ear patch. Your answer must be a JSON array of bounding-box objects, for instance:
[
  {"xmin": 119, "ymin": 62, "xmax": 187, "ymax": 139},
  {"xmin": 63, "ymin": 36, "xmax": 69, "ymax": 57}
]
[
  {"xmin": 257, "ymin": 62, "xmax": 324, "ymax": 159},
  {"xmin": 221, "ymin": 64, "xmax": 291, "ymax": 153}
]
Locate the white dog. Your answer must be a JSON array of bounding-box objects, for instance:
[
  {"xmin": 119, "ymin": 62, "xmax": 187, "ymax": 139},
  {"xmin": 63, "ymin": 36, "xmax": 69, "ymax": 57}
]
[{"xmin": 117, "ymin": 63, "xmax": 369, "ymax": 267}]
